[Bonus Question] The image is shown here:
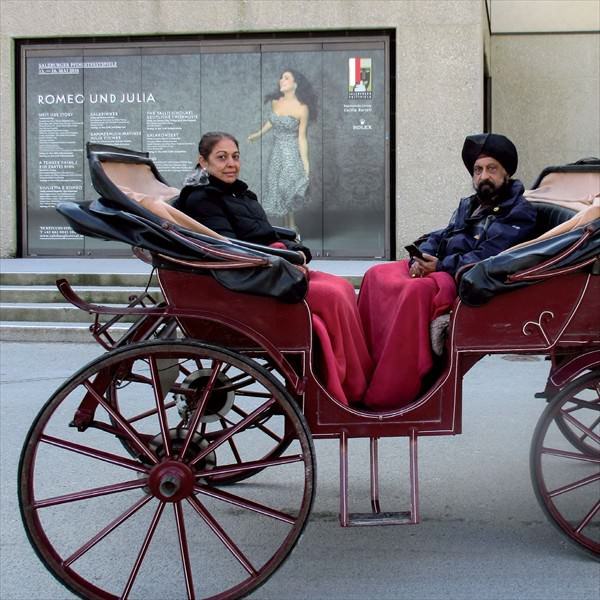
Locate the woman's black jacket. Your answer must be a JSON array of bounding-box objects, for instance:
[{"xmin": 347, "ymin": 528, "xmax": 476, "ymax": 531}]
[{"xmin": 173, "ymin": 175, "xmax": 312, "ymax": 261}]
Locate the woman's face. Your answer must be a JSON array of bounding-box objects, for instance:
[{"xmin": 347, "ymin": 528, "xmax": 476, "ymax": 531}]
[
  {"xmin": 279, "ymin": 71, "xmax": 296, "ymax": 93},
  {"xmin": 199, "ymin": 138, "xmax": 240, "ymax": 184}
]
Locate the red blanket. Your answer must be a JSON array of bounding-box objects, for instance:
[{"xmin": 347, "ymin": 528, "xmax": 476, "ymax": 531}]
[{"xmin": 357, "ymin": 260, "xmax": 456, "ymax": 409}]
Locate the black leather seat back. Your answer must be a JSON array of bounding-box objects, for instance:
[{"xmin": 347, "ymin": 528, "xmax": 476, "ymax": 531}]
[{"xmin": 530, "ymin": 201, "xmax": 576, "ymax": 237}]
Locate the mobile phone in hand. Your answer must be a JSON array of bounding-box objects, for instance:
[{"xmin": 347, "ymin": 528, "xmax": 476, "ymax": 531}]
[{"xmin": 404, "ymin": 243, "xmax": 424, "ymax": 260}]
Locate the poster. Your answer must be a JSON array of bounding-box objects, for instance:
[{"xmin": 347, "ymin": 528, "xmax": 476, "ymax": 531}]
[{"xmin": 24, "ymin": 40, "xmax": 388, "ymax": 258}]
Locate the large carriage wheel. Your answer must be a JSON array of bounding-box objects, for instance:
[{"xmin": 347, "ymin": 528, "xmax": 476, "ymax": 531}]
[
  {"xmin": 530, "ymin": 369, "xmax": 600, "ymax": 560},
  {"xmin": 19, "ymin": 340, "xmax": 315, "ymax": 599}
]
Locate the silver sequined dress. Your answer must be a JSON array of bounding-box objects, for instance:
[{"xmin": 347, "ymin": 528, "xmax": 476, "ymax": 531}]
[{"xmin": 262, "ymin": 111, "xmax": 309, "ymax": 217}]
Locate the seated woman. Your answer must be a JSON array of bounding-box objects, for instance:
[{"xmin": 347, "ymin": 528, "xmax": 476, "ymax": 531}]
[
  {"xmin": 174, "ymin": 131, "xmax": 373, "ymax": 406},
  {"xmin": 358, "ymin": 133, "xmax": 537, "ymax": 409}
]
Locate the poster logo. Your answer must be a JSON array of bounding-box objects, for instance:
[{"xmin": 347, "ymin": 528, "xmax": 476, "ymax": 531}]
[
  {"xmin": 348, "ymin": 57, "xmax": 372, "ymax": 100},
  {"xmin": 353, "ymin": 118, "xmax": 372, "ymax": 131}
]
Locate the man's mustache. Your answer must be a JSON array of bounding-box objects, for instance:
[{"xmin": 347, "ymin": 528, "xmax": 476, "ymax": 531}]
[{"xmin": 477, "ymin": 179, "xmax": 495, "ymax": 191}]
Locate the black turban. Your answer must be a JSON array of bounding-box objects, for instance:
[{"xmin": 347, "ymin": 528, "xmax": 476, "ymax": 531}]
[{"xmin": 462, "ymin": 133, "xmax": 518, "ymax": 176}]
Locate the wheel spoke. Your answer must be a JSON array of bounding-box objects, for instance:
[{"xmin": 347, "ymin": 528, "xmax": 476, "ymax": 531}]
[
  {"xmin": 186, "ymin": 495, "xmax": 256, "ymax": 576},
  {"xmin": 234, "ymin": 390, "xmax": 273, "ymax": 398},
  {"xmin": 34, "ymin": 478, "xmax": 146, "ymax": 509},
  {"xmin": 173, "ymin": 502, "xmax": 196, "ymax": 600},
  {"xmin": 126, "ymin": 399, "xmax": 177, "ymax": 425},
  {"xmin": 64, "ymin": 495, "xmax": 153, "ymax": 567},
  {"xmin": 40, "ymin": 434, "xmax": 148, "ymax": 473},
  {"xmin": 83, "ymin": 379, "xmax": 157, "ymax": 465},
  {"xmin": 220, "ymin": 418, "xmax": 243, "ymax": 464},
  {"xmin": 196, "ymin": 453, "xmax": 304, "ymax": 480},
  {"xmin": 149, "ymin": 357, "xmax": 172, "ymax": 457},
  {"xmin": 540, "ymin": 446, "xmax": 600, "ymax": 464},
  {"xmin": 548, "ymin": 471, "xmax": 600, "ymax": 498},
  {"xmin": 575, "ymin": 500, "xmax": 600, "ymax": 534},
  {"xmin": 121, "ymin": 500, "xmax": 166, "ymax": 599},
  {"xmin": 562, "ymin": 397, "xmax": 600, "ymax": 412},
  {"xmin": 195, "ymin": 484, "xmax": 296, "ymax": 524},
  {"xmin": 222, "ymin": 371, "xmax": 248, "ymax": 385},
  {"xmin": 563, "ymin": 399, "xmax": 600, "ymax": 416},
  {"xmin": 560, "ymin": 409, "xmax": 600, "ymax": 446},
  {"xmin": 179, "ymin": 360, "xmax": 222, "ymax": 460},
  {"xmin": 190, "ymin": 398, "xmax": 276, "ymax": 467},
  {"xmin": 231, "ymin": 404, "xmax": 284, "ymax": 443}
]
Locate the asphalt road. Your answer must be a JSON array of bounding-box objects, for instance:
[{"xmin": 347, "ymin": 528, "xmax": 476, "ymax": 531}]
[{"xmin": 1, "ymin": 342, "xmax": 598, "ymax": 599}]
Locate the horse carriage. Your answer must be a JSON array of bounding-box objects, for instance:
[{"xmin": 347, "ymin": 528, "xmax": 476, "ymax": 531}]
[{"xmin": 18, "ymin": 145, "xmax": 600, "ymax": 599}]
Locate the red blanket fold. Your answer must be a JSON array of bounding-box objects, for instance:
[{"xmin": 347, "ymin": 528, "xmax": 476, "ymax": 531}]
[{"xmin": 306, "ymin": 271, "xmax": 373, "ymax": 406}]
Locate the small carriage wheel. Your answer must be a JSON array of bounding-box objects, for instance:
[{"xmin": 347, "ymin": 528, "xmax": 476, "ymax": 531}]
[
  {"xmin": 106, "ymin": 350, "xmax": 293, "ymax": 485},
  {"xmin": 19, "ymin": 340, "xmax": 316, "ymax": 600},
  {"xmin": 530, "ymin": 369, "xmax": 600, "ymax": 560}
]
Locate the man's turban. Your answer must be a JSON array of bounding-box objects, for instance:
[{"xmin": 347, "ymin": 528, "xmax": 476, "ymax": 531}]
[{"xmin": 462, "ymin": 133, "xmax": 518, "ymax": 176}]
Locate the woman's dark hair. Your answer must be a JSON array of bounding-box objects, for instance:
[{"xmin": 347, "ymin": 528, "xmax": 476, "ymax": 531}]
[
  {"xmin": 264, "ymin": 68, "xmax": 318, "ymax": 122},
  {"xmin": 198, "ymin": 132, "xmax": 239, "ymax": 159}
]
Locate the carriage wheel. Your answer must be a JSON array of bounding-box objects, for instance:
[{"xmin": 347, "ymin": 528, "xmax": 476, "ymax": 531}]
[
  {"xmin": 530, "ymin": 369, "xmax": 600, "ymax": 560},
  {"xmin": 107, "ymin": 349, "xmax": 292, "ymax": 485},
  {"xmin": 19, "ymin": 340, "xmax": 315, "ymax": 600},
  {"xmin": 552, "ymin": 385, "xmax": 600, "ymax": 457}
]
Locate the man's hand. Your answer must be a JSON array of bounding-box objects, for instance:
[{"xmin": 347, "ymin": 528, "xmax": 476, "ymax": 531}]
[{"xmin": 411, "ymin": 253, "xmax": 438, "ymax": 277}]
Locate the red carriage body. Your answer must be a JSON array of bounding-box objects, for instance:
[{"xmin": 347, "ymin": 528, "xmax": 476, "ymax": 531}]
[{"xmin": 18, "ymin": 146, "xmax": 600, "ymax": 599}]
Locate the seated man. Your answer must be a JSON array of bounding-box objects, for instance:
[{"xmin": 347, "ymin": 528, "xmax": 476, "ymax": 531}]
[{"xmin": 358, "ymin": 133, "xmax": 538, "ymax": 409}]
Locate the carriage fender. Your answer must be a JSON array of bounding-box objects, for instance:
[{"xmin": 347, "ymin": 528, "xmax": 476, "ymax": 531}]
[{"xmin": 549, "ymin": 349, "xmax": 600, "ymax": 388}]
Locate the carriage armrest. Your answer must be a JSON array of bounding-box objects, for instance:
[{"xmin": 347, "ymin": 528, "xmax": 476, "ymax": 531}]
[
  {"xmin": 180, "ymin": 228, "xmax": 306, "ymax": 266},
  {"xmin": 233, "ymin": 239, "xmax": 306, "ymax": 265},
  {"xmin": 272, "ymin": 226, "xmax": 299, "ymax": 241}
]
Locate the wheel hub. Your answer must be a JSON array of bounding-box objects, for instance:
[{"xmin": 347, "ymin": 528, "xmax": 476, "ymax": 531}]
[
  {"xmin": 176, "ymin": 370, "xmax": 234, "ymax": 423},
  {"xmin": 147, "ymin": 461, "xmax": 195, "ymax": 502}
]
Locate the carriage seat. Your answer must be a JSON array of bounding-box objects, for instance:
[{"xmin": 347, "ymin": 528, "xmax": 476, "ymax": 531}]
[
  {"xmin": 530, "ymin": 201, "xmax": 576, "ymax": 238},
  {"xmin": 509, "ymin": 197, "xmax": 599, "ymax": 253}
]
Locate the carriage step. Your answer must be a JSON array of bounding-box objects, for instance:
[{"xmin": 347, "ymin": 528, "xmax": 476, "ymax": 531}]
[
  {"xmin": 340, "ymin": 431, "xmax": 419, "ymax": 527},
  {"xmin": 347, "ymin": 511, "xmax": 413, "ymax": 526}
]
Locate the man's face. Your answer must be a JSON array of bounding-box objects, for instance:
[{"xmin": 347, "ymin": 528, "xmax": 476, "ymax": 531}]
[{"xmin": 472, "ymin": 156, "xmax": 509, "ymax": 202}]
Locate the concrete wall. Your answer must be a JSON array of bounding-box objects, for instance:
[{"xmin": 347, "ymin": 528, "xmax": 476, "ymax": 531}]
[
  {"xmin": 0, "ymin": 0, "xmax": 483, "ymax": 258},
  {"xmin": 489, "ymin": 0, "xmax": 600, "ymax": 33},
  {"xmin": 491, "ymin": 33, "xmax": 600, "ymax": 188}
]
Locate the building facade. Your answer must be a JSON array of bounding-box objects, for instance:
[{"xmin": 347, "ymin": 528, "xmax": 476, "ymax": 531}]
[{"xmin": 1, "ymin": 0, "xmax": 598, "ymax": 259}]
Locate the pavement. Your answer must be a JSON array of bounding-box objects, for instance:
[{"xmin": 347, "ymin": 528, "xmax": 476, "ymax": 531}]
[{"xmin": 1, "ymin": 342, "xmax": 598, "ymax": 600}]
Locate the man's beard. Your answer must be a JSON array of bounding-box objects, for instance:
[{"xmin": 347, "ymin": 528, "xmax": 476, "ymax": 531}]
[{"xmin": 476, "ymin": 177, "xmax": 510, "ymax": 204}]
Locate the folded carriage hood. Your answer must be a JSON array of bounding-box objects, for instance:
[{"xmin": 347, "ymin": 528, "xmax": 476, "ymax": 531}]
[{"xmin": 458, "ymin": 219, "xmax": 600, "ymax": 306}]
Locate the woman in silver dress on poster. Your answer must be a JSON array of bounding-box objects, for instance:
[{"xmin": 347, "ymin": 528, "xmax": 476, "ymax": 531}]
[{"xmin": 248, "ymin": 69, "xmax": 317, "ymax": 230}]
